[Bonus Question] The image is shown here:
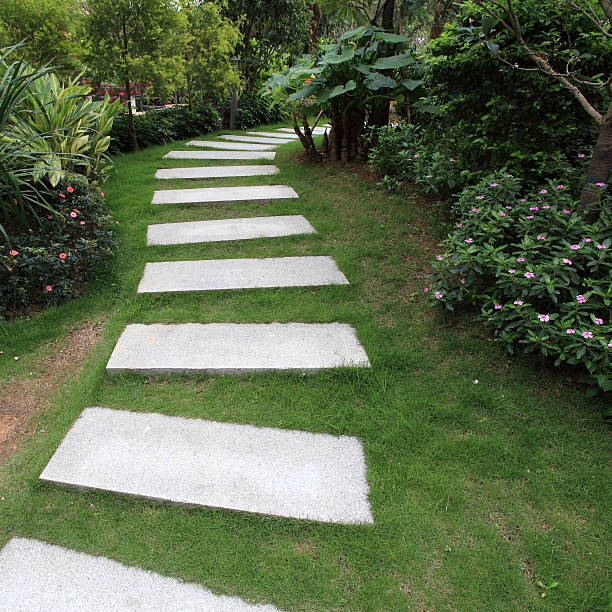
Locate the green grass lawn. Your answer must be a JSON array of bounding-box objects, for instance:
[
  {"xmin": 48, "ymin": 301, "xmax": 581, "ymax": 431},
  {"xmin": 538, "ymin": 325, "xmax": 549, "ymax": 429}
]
[{"xmin": 0, "ymin": 125, "xmax": 610, "ymax": 611}]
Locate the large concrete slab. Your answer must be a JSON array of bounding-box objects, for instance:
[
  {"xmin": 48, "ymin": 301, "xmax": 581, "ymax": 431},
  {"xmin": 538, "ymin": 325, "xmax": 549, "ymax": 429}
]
[
  {"xmin": 155, "ymin": 165, "xmax": 279, "ymax": 180},
  {"xmin": 106, "ymin": 323, "xmax": 371, "ymax": 375},
  {"xmin": 219, "ymin": 135, "xmax": 294, "ymax": 145},
  {"xmin": 277, "ymin": 127, "xmax": 327, "ymax": 135},
  {"xmin": 246, "ymin": 131, "xmax": 300, "ymax": 139},
  {"xmin": 40, "ymin": 408, "xmax": 373, "ymax": 524},
  {"xmin": 164, "ymin": 150, "xmax": 276, "ymax": 160},
  {"xmin": 0, "ymin": 537, "xmax": 280, "ymax": 611},
  {"xmin": 152, "ymin": 185, "xmax": 299, "ymax": 206},
  {"xmin": 186, "ymin": 140, "xmax": 278, "ymax": 151},
  {"xmin": 147, "ymin": 215, "xmax": 316, "ymax": 246},
  {"xmin": 137, "ymin": 256, "xmax": 349, "ymax": 294}
]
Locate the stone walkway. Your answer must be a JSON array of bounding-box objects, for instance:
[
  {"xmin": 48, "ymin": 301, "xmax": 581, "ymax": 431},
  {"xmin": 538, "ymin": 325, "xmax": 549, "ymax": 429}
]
[{"xmin": 2, "ymin": 125, "xmax": 371, "ymax": 609}]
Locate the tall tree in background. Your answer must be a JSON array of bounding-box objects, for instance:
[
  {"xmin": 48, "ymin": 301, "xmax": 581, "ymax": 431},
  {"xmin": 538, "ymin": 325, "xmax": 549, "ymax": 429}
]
[
  {"xmin": 182, "ymin": 1, "xmax": 240, "ymax": 107},
  {"xmin": 221, "ymin": 0, "xmax": 311, "ymax": 90},
  {"xmin": 0, "ymin": 0, "xmax": 84, "ymax": 76},
  {"xmin": 83, "ymin": 0, "xmax": 185, "ymax": 151}
]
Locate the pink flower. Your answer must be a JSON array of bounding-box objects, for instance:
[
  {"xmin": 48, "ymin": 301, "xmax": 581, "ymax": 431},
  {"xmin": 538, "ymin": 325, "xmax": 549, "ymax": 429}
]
[
  {"xmin": 556, "ymin": 185, "xmax": 564, "ymax": 190},
  {"xmin": 537, "ymin": 235, "xmax": 546, "ymax": 240},
  {"xmin": 67, "ymin": 186, "xmax": 74, "ymax": 193},
  {"xmin": 597, "ymin": 244, "xmax": 607, "ymax": 249},
  {"xmin": 513, "ymin": 300, "xmax": 523, "ymax": 305},
  {"xmin": 48, "ymin": 215, "xmax": 53, "ymax": 220},
  {"xmin": 581, "ymin": 331, "xmax": 594, "ymax": 339},
  {"xmin": 506, "ymin": 174, "xmax": 513, "ymax": 178},
  {"xmin": 539, "ymin": 189, "xmax": 548, "ymax": 194},
  {"xmin": 526, "ymin": 215, "xmax": 534, "ymax": 219},
  {"xmin": 490, "ymin": 183, "xmax": 498, "ymax": 187},
  {"xmin": 70, "ymin": 212, "xmax": 77, "ymax": 218},
  {"xmin": 570, "ymin": 244, "xmax": 580, "ymax": 250},
  {"xmin": 563, "ymin": 258, "xmax": 572, "ymax": 264},
  {"xmin": 460, "ymin": 278, "xmax": 466, "ymax": 284},
  {"xmin": 594, "ymin": 318, "xmax": 603, "ymax": 325},
  {"xmin": 58, "ymin": 193, "xmax": 66, "ymax": 198},
  {"xmin": 424, "ymin": 287, "xmax": 429, "ymax": 292},
  {"xmin": 578, "ymin": 153, "xmax": 585, "ymax": 158},
  {"xmin": 9, "ymin": 249, "xmax": 18, "ymax": 256},
  {"xmin": 506, "ymin": 206, "xmax": 512, "ymax": 210},
  {"xmin": 435, "ymin": 291, "xmax": 443, "ymax": 299},
  {"xmin": 542, "ymin": 205, "xmax": 551, "ymax": 209},
  {"xmin": 79, "ymin": 221, "xmax": 85, "ymax": 225},
  {"xmin": 100, "ymin": 192, "xmax": 105, "ymax": 198},
  {"xmin": 500, "ymin": 211, "xmax": 506, "ymax": 216},
  {"xmin": 456, "ymin": 223, "xmax": 463, "ymax": 228},
  {"xmin": 494, "ymin": 304, "xmax": 502, "ymax": 310},
  {"xmin": 437, "ymin": 255, "xmax": 443, "ymax": 261},
  {"xmin": 566, "ymin": 328, "xmax": 576, "ymax": 334},
  {"xmin": 45, "ymin": 285, "xmax": 52, "ymax": 292},
  {"xmin": 413, "ymin": 154, "xmax": 420, "ymax": 158},
  {"xmin": 524, "ymin": 272, "xmax": 535, "ymax": 278},
  {"xmin": 472, "ymin": 208, "xmax": 479, "ymax": 213},
  {"xmin": 520, "ymin": 198, "xmax": 526, "ymax": 202},
  {"xmin": 450, "ymin": 158, "xmax": 456, "ymax": 162},
  {"xmin": 529, "ymin": 207, "xmax": 539, "ymax": 211},
  {"xmin": 576, "ymin": 295, "xmax": 587, "ymax": 303},
  {"xmin": 595, "ymin": 182, "xmax": 606, "ymax": 187},
  {"xmin": 426, "ymin": 174, "xmax": 432, "ymax": 178},
  {"xmin": 476, "ymin": 195, "xmax": 484, "ymax": 200},
  {"xmin": 538, "ymin": 314, "xmax": 550, "ymax": 322},
  {"xmin": 516, "ymin": 257, "xmax": 525, "ymax": 262},
  {"xmin": 465, "ymin": 238, "xmax": 473, "ymax": 243},
  {"xmin": 583, "ymin": 238, "xmax": 591, "ymax": 242},
  {"xmin": 562, "ymin": 209, "xmax": 571, "ymax": 215},
  {"xmin": 608, "ymin": 342, "xmax": 612, "ymax": 348},
  {"xmin": 508, "ymin": 269, "xmax": 516, "ymax": 274},
  {"xmin": 59, "ymin": 253, "xmax": 66, "ymax": 260}
]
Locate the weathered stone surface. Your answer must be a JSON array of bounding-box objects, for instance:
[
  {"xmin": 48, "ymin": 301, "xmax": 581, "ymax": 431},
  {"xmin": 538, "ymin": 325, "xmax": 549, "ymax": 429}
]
[
  {"xmin": 40, "ymin": 408, "xmax": 373, "ymax": 524},
  {"xmin": 186, "ymin": 140, "xmax": 278, "ymax": 151},
  {"xmin": 151, "ymin": 185, "xmax": 298, "ymax": 206},
  {"xmin": 137, "ymin": 256, "xmax": 349, "ymax": 293},
  {"xmin": 105, "ymin": 322, "xmax": 371, "ymax": 375},
  {"xmin": 146, "ymin": 215, "xmax": 316, "ymax": 246},
  {"xmin": 155, "ymin": 165, "xmax": 279, "ymax": 180},
  {"xmin": 246, "ymin": 131, "xmax": 300, "ymax": 139},
  {"xmin": 164, "ymin": 150, "xmax": 276, "ymax": 160},
  {"xmin": 276, "ymin": 127, "xmax": 327, "ymax": 135},
  {"xmin": 0, "ymin": 538, "xmax": 281, "ymax": 611},
  {"xmin": 219, "ymin": 135, "xmax": 294, "ymax": 145}
]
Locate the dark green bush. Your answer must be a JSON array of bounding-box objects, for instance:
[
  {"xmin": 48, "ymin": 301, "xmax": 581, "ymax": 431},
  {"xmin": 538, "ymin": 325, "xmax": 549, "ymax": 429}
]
[
  {"xmin": 221, "ymin": 89, "xmax": 288, "ymax": 129},
  {"xmin": 108, "ymin": 102, "xmax": 221, "ymax": 154},
  {"xmin": 0, "ymin": 181, "xmax": 117, "ymax": 316}
]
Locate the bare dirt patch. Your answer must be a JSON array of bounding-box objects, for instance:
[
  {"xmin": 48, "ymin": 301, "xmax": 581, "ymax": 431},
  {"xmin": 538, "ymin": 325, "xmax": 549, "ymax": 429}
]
[{"xmin": 0, "ymin": 320, "xmax": 103, "ymax": 463}]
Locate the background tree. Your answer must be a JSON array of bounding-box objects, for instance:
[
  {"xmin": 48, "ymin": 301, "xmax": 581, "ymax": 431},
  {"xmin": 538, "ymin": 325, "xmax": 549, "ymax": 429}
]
[
  {"xmin": 83, "ymin": 0, "xmax": 186, "ymax": 151},
  {"xmin": 220, "ymin": 0, "xmax": 311, "ymax": 90},
  {"xmin": 182, "ymin": 1, "xmax": 240, "ymax": 108},
  {"xmin": 0, "ymin": 0, "xmax": 84, "ymax": 77}
]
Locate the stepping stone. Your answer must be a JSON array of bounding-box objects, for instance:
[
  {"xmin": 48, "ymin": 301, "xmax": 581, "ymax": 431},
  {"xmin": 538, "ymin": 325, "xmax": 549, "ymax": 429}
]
[
  {"xmin": 105, "ymin": 322, "xmax": 371, "ymax": 375},
  {"xmin": 152, "ymin": 185, "xmax": 298, "ymax": 206},
  {"xmin": 40, "ymin": 407, "xmax": 374, "ymax": 524},
  {"xmin": 0, "ymin": 537, "xmax": 281, "ymax": 611},
  {"xmin": 186, "ymin": 140, "xmax": 278, "ymax": 151},
  {"xmin": 155, "ymin": 165, "xmax": 279, "ymax": 180},
  {"xmin": 277, "ymin": 127, "xmax": 327, "ymax": 135},
  {"xmin": 219, "ymin": 135, "xmax": 294, "ymax": 145},
  {"xmin": 147, "ymin": 215, "xmax": 316, "ymax": 246},
  {"xmin": 246, "ymin": 131, "xmax": 300, "ymax": 139},
  {"xmin": 164, "ymin": 150, "xmax": 276, "ymax": 160},
  {"xmin": 137, "ymin": 256, "xmax": 348, "ymax": 293}
]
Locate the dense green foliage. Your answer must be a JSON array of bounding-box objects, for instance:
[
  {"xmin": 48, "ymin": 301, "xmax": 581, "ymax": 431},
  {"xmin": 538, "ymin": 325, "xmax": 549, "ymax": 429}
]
[
  {"xmin": 108, "ymin": 103, "xmax": 221, "ymax": 154},
  {"xmin": 224, "ymin": 90, "xmax": 288, "ymax": 130},
  {"xmin": 0, "ymin": 181, "xmax": 117, "ymax": 316},
  {"xmin": 425, "ymin": 173, "xmax": 611, "ymax": 392}
]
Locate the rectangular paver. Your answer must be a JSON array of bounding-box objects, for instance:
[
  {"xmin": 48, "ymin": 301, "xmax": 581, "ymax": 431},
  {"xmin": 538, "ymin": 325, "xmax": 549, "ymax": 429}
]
[
  {"xmin": 155, "ymin": 165, "xmax": 279, "ymax": 180},
  {"xmin": 164, "ymin": 150, "xmax": 276, "ymax": 160},
  {"xmin": 137, "ymin": 256, "xmax": 349, "ymax": 293},
  {"xmin": 246, "ymin": 131, "xmax": 300, "ymax": 139},
  {"xmin": 106, "ymin": 322, "xmax": 371, "ymax": 375},
  {"xmin": 219, "ymin": 135, "xmax": 294, "ymax": 145},
  {"xmin": 277, "ymin": 127, "xmax": 328, "ymax": 135},
  {"xmin": 186, "ymin": 140, "xmax": 278, "ymax": 151},
  {"xmin": 152, "ymin": 185, "xmax": 298, "ymax": 206},
  {"xmin": 147, "ymin": 215, "xmax": 316, "ymax": 246},
  {"xmin": 0, "ymin": 538, "xmax": 280, "ymax": 611},
  {"xmin": 40, "ymin": 407, "xmax": 374, "ymax": 524}
]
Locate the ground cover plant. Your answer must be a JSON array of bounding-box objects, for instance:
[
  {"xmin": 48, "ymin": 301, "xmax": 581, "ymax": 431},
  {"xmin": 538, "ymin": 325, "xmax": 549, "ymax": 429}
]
[{"xmin": 0, "ymin": 131, "xmax": 609, "ymax": 611}]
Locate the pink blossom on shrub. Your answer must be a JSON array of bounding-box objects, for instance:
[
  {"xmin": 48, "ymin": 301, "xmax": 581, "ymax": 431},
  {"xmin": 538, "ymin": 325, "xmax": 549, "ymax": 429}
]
[
  {"xmin": 594, "ymin": 318, "xmax": 603, "ymax": 325},
  {"xmin": 524, "ymin": 272, "xmax": 535, "ymax": 278},
  {"xmin": 581, "ymin": 331, "xmax": 594, "ymax": 339},
  {"xmin": 539, "ymin": 189, "xmax": 548, "ymax": 194},
  {"xmin": 494, "ymin": 304, "xmax": 502, "ymax": 309},
  {"xmin": 508, "ymin": 269, "xmax": 516, "ymax": 274},
  {"xmin": 538, "ymin": 314, "xmax": 549, "ymax": 322},
  {"xmin": 576, "ymin": 295, "xmax": 587, "ymax": 303},
  {"xmin": 597, "ymin": 244, "xmax": 607, "ymax": 249},
  {"xmin": 537, "ymin": 235, "xmax": 546, "ymax": 240},
  {"xmin": 566, "ymin": 329, "xmax": 576, "ymax": 334},
  {"xmin": 9, "ymin": 250, "xmax": 18, "ymax": 256},
  {"xmin": 465, "ymin": 238, "xmax": 473, "ymax": 243},
  {"xmin": 435, "ymin": 291, "xmax": 443, "ymax": 299},
  {"xmin": 516, "ymin": 257, "xmax": 525, "ymax": 262},
  {"xmin": 69, "ymin": 212, "xmax": 77, "ymax": 218},
  {"xmin": 570, "ymin": 244, "xmax": 580, "ymax": 250},
  {"xmin": 513, "ymin": 300, "xmax": 523, "ymax": 305},
  {"xmin": 563, "ymin": 258, "xmax": 572, "ymax": 264}
]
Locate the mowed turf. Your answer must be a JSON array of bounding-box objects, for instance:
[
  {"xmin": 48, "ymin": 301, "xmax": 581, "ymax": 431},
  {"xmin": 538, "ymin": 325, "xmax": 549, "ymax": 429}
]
[{"xmin": 0, "ymin": 125, "xmax": 609, "ymax": 611}]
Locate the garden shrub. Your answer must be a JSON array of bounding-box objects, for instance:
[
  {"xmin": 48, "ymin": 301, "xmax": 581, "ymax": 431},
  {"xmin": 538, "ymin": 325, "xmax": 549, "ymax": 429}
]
[
  {"xmin": 108, "ymin": 102, "xmax": 221, "ymax": 154},
  {"xmin": 425, "ymin": 172, "xmax": 611, "ymax": 393},
  {"xmin": 0, "ymin": 180, "xmax": 117, "ymax": 316},
  {"xmin": 221, "ymin": 89, "xmax": 288, "ymax": 129}
]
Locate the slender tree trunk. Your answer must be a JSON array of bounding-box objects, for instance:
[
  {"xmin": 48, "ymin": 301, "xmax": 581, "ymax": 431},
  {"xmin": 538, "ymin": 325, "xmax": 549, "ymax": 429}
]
[
  {"xmin": 330, "ymin": 102, "xmax": 342, "ymax": 161},
  {"xmin": 310, "ymin": 4, "xmax": 321, "ymax": 52},
  {"xmin": 579, "ymin": 100, "xmax": 612, "ymax": 216},
  {"xmin": 381, "ymin": 0, "xmax": 395, "ymax": 30},
  {"xmin": 187, "ymin": 74, "xmax": 193, "ymax": 111},
  {"xmin": 121, "ymin": 21, "xmax": 138, "ymax": 152}
]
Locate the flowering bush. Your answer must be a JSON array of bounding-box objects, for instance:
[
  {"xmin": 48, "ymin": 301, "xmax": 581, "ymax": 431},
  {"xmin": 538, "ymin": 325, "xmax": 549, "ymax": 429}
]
[
  {"xmin": 425, "ymin": 172, "xmax": 611, "ymax": 393},
  {"xmin": 0, "ymin": 181, "xmax": 117, "ymax": 316}
]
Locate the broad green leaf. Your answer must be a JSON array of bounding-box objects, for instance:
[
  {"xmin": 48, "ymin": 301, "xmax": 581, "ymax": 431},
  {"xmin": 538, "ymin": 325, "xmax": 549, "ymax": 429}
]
[
  {"xmin": 486, "ymin": 40, "xmax": 500, "ymax": 55},
  {"xmin": 400, "ymin": 78, "xmax": 423, "ymax": 91},
  {"xmin": 287, "ymin": 81, "xmax": 320, "ymax": 101},
  {"xmin": 322, "ymin": 47, "xmax": 355, "ymax": 65},
  {"xmin": 339, "ymin": 26, "xmax": 368, "ymax": 41},
  {"xmin": 375, "ymin": 32, "xmax": 411, "ymax": 43},
  {"xmin": 372, "ymin": 53, "xmax": 414, "ymax": 70},
  {"xmin": 316, "ymin": 80, "xmax": 356, "ymax": 103},
  {"xmin": 365, "ymin": 73, "xmax": 397, "ymax": 90}
]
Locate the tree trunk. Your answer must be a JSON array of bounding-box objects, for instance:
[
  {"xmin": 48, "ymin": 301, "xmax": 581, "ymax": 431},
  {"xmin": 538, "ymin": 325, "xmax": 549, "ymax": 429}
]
[
  {"xmin": 429, "ymin": 4, "xmax": 445, "ymax": 40},
  {"xmin": 125, "ymin": 77, "xmax": 138, "ymax": 152},
  {"xmin": 330, "ymin": 102, "xmax": 342, "ymax": 161},
  {"xmin": 310, "ymin": 4, "xmax": 321, "ymax": 53},
  {"xmin": 579, "ymin": 101, "xmax": 612, "ymax": 217},
  {"xmin": 187, "ymin": 74, "xmax": 192, "ymax": 111},
  {"xmin": 381, "ymin": 0, "xmax": 395, "ymax": 30}
]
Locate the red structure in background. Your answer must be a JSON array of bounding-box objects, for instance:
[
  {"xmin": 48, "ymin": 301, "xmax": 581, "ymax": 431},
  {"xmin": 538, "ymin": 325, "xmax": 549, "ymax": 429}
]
[{"xmin": 81, "ymin": 80, "xmax": 151, "ymax": 106}]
